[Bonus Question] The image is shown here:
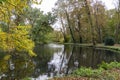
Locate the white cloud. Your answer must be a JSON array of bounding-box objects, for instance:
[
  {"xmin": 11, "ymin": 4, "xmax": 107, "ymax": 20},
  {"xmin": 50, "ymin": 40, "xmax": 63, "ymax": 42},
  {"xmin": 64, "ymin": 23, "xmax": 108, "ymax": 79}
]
[
  {"xmin": 32, "ymin": 0, "xmax": 115, "ymax": 13},
  {"xmin": 32, "ymin": 0, "xmax": 57, "ymax": 13},
  {"xmin": 101, "ymin": 0, "xmax": 115, "ymax": 9}
]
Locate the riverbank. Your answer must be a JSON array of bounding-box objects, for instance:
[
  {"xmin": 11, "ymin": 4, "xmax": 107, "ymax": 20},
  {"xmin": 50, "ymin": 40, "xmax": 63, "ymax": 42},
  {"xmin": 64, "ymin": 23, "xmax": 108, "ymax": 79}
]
[
  {"xmin": 63, "ymin": 43, "xmax": 120, "ymax": 53},
  {"xmin": 51, "ymin": 62, "xmax": 120, "ymax": 80}
]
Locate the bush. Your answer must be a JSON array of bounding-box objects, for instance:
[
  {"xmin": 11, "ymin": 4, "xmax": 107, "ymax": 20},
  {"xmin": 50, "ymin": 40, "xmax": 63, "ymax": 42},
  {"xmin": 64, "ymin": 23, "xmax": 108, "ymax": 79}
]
[
  {"xmin": 104, "ymin": 37, "xmax": 115, "ymax": 46},
  {"xmin": 71, "ymin": 62, "xmax": 120, "ymax": 79},
  {"xmin": 72, "ymin": 67, "xmax": 103, "ymax": 78},
  {"xmin": 99, "ymin": 62, "xmax": 120, "ymax": 70}
]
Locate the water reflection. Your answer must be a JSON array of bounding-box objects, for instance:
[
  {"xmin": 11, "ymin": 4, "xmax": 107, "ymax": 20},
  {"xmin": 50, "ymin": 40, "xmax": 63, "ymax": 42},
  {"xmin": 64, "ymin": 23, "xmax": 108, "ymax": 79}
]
[
  {"xmin": 0, "ymin": 54, "xmax": 35, "ymax": 80},
  {"xmin": 33, "ymin": 44, "xmax": 120, "ymax": 80},
  {"xmin": 0, "ymin": 44, "xmax": 120, "ymax": 80}
]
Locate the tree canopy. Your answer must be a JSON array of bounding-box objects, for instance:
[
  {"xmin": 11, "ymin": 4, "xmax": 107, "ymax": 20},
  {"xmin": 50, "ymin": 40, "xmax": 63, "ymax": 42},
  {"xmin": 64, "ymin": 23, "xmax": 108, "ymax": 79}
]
[{"xmin": 0, "ymin": 0, "xmax": 42, "ymax": 57}]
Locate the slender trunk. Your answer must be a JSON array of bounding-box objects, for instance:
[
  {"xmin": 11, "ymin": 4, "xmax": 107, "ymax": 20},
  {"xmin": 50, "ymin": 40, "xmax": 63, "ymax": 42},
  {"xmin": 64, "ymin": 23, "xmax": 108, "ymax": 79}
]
[
  {"xmin": 115, "ymin": 0, "xmax": 120, "ymax": 43},
  {"xmin": 84, "ymin": 0, "xmax": 96, "ymax": 45},
  {"xmin": 60, "ymin": 17, "xmax": 67, "ymax": 42},
  {"xmin": 115, "ymin": 24, "xmax": 119, "ymax": 44},
  {"xmin": 94, "ymin": 10, "xmax": 102, "ymax": 43},
  {"xmin": 77, "ymin": 14, "xmax": 82, "ymax": 43},
  {"xmin": 65, "ymin": 10, "xmax": 76, "ymax": 43},
  {"xmin": 60, "ymin": 28, "xmax": 67, "ymax": 42}
]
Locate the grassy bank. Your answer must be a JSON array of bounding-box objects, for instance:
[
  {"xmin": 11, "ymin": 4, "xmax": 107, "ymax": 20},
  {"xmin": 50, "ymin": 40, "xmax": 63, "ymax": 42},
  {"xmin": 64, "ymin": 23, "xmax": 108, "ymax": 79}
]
[
  {"xmin": 63, "ymin": 43, "xmax": 120, "ymax": 53},
  {"xmin": 52, "ymin": 62, "xmax": 120, "ymax": 80}
]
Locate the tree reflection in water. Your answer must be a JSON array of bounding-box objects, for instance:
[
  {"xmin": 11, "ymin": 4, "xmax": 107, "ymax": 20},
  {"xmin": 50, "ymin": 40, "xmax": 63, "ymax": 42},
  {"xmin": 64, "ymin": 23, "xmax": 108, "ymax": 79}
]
[
  {"xmin": 0, "ymin": 54, "xmax": 35, "ymax": 80},
  {"xmin": 1, "ymin": 44, "xmax": 120, "ymax": 80}
]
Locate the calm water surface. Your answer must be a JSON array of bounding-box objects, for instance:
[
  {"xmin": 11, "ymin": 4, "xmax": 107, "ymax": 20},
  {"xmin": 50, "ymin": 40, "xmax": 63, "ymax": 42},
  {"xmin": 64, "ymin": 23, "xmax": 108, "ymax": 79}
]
[{"xmin": 0, "ymin": 43, "xmax": 120, "ymax": 80}]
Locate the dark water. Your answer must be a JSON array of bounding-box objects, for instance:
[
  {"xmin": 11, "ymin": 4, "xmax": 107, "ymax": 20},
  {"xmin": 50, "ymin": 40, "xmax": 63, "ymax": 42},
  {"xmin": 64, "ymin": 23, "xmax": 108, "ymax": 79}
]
[{"xmin": 0, "ymin": 43, "xmax": 120, "ymax": 80}]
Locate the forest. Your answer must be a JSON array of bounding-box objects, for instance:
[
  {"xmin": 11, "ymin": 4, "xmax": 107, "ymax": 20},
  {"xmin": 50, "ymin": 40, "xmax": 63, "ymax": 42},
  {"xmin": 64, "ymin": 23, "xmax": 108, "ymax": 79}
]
[
  {"xmin": 0, "ymin": 0, "xmax": 120, "ymax": 80},
  {"xmin": 53, "ymin": 0, "xmax": 120, "ymax": 45}
]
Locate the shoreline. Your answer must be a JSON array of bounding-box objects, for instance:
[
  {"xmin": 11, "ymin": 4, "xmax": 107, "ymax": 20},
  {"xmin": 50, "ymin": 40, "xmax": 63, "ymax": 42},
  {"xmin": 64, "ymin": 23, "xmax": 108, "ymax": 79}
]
[{"xmin": 62, "ymin": 43, "xmax": 120, "ymax": 53}]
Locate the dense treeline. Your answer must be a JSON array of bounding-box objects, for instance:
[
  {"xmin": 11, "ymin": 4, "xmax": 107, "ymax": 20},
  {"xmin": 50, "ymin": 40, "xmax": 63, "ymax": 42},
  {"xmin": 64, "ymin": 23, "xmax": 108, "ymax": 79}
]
[
  {"xmin": 0, "ymin": 0, "xmax": 120, "ymax": 79},
  {"xmin": 0, "ymin": 0, "xmax": 120, "ymax": 56},
  {"xmin": 0, "ymin": 0, "xmax": 56, "ymax": 57},
  {"xmin": 53, "ymin": 0, "xmax": 120, "ymax": 45}
]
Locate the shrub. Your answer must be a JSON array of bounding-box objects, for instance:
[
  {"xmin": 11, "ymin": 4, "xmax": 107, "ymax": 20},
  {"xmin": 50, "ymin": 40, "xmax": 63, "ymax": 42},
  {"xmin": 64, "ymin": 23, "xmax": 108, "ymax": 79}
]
[
  {"xmin": 104, "ymin": 37, "xmax": 115, "ymax": 46},
  {"xmin": 72, "ymin": 67, "xmax": 103, "ymax": 78},
  {"xmin": 99, "ymin": 62, "xmax": 120, "ymax": 70}
]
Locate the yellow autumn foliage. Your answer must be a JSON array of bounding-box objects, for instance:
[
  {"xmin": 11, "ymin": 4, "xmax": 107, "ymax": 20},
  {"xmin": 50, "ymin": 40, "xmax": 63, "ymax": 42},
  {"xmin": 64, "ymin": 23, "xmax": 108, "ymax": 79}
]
[
  {"xmin": 0, "ymin": 26, "xmax": 36, "ymax": 57},
  {"xmin": 0, "ymin": 0, "xmax": 42, "ymax": 22},
  {"xmin": 3, "ymin": 54, "xmax": 11, "ymax": 60},
  {"xmin": 0, "ymin": 0, "xmax": 42, "ymax": 57}
]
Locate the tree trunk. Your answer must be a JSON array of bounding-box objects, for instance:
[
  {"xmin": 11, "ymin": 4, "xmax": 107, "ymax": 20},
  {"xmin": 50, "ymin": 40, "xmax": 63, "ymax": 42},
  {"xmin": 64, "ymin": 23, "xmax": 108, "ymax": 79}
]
[
  {"xmin": 84, "ymin": 0, "xmax": 96, "ymax": 45},
  {"xmin": 65, "ymin": 10, "xmax": 76, "ymax": 43},
  {"xmin": 115, "ymin": 0, "xmax": 120, "ymax": 44},
  {"xmin": 76, "ymin": 14, "xmax": 82, "ymax": 43},
  {"xmin": 94, "ymin": 10, "xmax": 102, "ymax": 43},
  {"xmin": 60, "ymin": 17, "xmax": 67, "ymax": 42},
  {"xmin": 115, "ymin": 24, "xmax": 119, "ymax": 44}
]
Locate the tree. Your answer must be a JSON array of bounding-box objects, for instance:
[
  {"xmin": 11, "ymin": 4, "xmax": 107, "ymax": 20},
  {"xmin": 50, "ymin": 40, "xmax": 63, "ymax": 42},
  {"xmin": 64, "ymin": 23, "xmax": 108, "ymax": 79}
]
[
  {"xmin": 24, "ymin": 7, "xmax": 56, "ymax": 44},
  {"xmin": 54, "ymin": 0, "xmax": 119, "ymax": 44},
  {"xmin": 0, "ymin": 26, "xmax": 36, "ymax": 56},
  {"xmin": 115, "ymin": 0, "xmax": 120, "ymax": 43},
  {"xmin": 54, "ymin": 0, "xmax": 77, "ymax": 43},
  {"xmin": 0, "ymin": 0, "xmax": 42, "ymax": 56},
  {"xmin": 84, "ymin": 0, "xmax": 96, "ymax": 45},
  {"xmin": 92, "ymin": 0, "xmax": 106, "ymax": 43}
]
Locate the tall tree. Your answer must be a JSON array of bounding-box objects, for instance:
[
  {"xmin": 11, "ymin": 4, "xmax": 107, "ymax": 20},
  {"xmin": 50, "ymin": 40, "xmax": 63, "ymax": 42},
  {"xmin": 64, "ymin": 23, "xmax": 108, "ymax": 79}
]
[
  {"xmin": 92, "ymin": 0, "xmax": 106, "ymax": 43},
  {"xmin": 115, "ymin": 0, "xmax": 120, "ymax": 43},
  {"xmin": 54, "ymin": 0, "xmax": 76, "ymax": 43},
  {"xmin": 24, "ymin": 7, "xmax": 56, "ymax": 44},
  {"xmin": 0, "ymin": 0, "xmax": 42, "ymax": 56},
  {"xmin": 84, "ymin": 0, "xmax": 96, "ymax": 45}
]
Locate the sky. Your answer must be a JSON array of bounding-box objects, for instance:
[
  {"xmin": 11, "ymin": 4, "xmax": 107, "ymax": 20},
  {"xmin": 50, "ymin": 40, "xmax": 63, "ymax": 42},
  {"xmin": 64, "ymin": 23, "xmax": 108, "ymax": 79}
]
[
  {"xmin": 100, "ymin": 0, "xmax": 115, "ymax": 10},
  {"xmin": 32, "ymin": 0, "xmax": 58, "ymax": 13},
  {"xmin": 32, "ymin": 0, "xmax": 116, "ymax": 30},
  {"xmin": 32, "ymin": 0, "xmax": 115, "ymax": 13}
]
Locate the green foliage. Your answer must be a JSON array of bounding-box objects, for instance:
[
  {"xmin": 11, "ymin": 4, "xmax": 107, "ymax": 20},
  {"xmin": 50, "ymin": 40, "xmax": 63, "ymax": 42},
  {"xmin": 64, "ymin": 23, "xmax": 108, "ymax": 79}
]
[
  {"xmin": 22, "ymin": 77, "xmax": 32, "ymax": 80},
  {"xmin": 0, "ymin": 22, "xmax": 8, "ymax": 32},
  {"xmin": 99, "ymin": 62, "xmax": 120, "ymax": 70},
  {"xmin": 25, "ymin": 7, "xmax": 56, "ymax": 44},
  {"xmin": 104, "ymin": 37, "xmax": 115, "ymax": 46},
  {"xmin": 72, "ymin": 62, "xmax": 120, "ymax": 79},
  {"xmin": 72, "ymin": 67, "xmax": 103, "ymax": 78},
  {"xmin": 0, "ymin": 0, "xmax": 6, "ymax": 3}
]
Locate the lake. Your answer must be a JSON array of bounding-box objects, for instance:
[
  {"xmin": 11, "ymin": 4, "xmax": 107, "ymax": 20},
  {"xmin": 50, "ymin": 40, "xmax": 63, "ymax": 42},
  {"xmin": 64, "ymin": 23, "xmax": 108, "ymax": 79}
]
[{"xmin": 0, "ymin": 43, "xmax": 120, "ymax": 80}]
